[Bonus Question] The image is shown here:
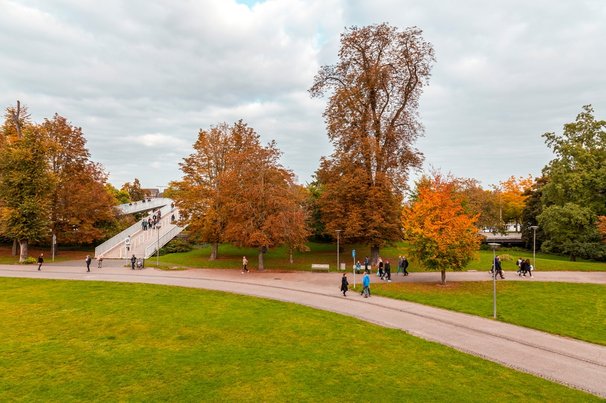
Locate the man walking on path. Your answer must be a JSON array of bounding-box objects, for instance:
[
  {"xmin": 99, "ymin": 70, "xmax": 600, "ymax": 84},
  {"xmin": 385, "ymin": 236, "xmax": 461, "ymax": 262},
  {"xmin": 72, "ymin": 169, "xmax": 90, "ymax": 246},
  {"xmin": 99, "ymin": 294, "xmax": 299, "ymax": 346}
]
[
  {"xmin": 131, "ymin": 255, "xmax": 137, "ymax": 270},
  {"xmin": 494, "ymin": 256, "xmax": 504, "ymax": 279},
  {"xmin": 37, "ymin": 253, "xmax": 43, "ymax": 271},
  {"xmin": 400, "ymin": 256, "xmax": 409, "ymax": 276},
  {"xmin": 384, "ymin": 260, "xmax": 392, "ymax": 282},
  {"xmin": 85, "ymin": 255, "xmax": 92, "ymax": 272}
]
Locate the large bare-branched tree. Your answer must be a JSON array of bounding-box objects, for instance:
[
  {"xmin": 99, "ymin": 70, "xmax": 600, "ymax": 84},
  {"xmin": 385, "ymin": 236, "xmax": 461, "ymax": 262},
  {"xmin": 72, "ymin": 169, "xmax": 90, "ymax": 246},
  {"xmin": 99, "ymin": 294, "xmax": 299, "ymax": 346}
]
[{"xmin": 309, "ymin": 23, "xmax": 435, "ymax": 259}]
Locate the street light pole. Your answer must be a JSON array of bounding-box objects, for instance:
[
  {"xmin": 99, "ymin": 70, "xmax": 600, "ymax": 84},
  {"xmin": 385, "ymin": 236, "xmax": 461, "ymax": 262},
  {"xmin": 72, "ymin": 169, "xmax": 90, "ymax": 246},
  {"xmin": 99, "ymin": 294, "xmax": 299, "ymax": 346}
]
[
  {"xmin": 488, "ymin": 242, "xmax": 500, "ymax": 319},
  {"xmin": 336, "ymin": 230, "xmax": 342, "ymax": 272},
  {"xmin": 156, "ymin": 224, "xmax": 162, "ymax": 266},
  {"xmin": 530, "ymin": 225, "xmax": 539, "ymax": 271}
]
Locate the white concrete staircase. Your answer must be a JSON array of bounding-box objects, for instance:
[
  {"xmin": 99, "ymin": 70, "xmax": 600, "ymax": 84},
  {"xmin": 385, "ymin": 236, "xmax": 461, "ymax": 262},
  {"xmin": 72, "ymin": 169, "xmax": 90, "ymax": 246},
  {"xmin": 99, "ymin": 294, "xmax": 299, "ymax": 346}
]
[{"xmin": 94, "ymin": 199, "xmax": 186, "ymax": 259}]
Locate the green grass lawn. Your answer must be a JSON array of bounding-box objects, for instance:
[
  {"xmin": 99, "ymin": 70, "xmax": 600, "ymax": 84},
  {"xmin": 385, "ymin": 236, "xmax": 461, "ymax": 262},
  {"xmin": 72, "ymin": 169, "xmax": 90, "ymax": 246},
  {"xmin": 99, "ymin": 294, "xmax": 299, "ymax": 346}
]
[
  {"xmin": 360, "ymin": 281, "xmax": 606, "ymax": 346},
  {"xmin": 155, "ymin": 242, "xmax": 606, "ymax": 272},
  {"xmin": 0, "ymin": 278, "xmax": 598, "ymax": 402}
]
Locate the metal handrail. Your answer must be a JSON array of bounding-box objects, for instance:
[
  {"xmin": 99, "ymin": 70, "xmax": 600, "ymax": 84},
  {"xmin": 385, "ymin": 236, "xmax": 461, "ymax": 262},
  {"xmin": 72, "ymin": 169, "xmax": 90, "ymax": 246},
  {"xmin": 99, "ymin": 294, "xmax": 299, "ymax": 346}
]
[
  {"xmin": 144, "ymin": 224, "xmax": 186, "ymax": 258},
  {"xmin": 95, "ymin": 199, "xmax": 176, "ymax": 258}
]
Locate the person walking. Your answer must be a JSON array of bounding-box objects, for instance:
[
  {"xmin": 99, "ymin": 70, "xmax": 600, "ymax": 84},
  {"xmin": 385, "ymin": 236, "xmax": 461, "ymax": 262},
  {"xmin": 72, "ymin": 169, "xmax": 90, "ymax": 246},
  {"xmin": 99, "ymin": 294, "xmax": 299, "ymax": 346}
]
[
  {"xmin": 131, "ymin": 254, "xmax": 137, "ymax": 270},
  {"xmin": 85, "ymin": 255, "xmax": 92, "ymax": 272},
  {"xmin": 384, "ymin": 259, "xmax": 392, "ymax": 282},
  {"xmin": 340, "ymin": 273, "xmax": 349, "ymax": 297},
  {"xmin": 494, "ymin": 255, "xmax": 504, "ymax": 279},
  {"xmin": 401, "ymin": 256, "xmax": 409, "ymax": 276},
  {"xmin": 97, "ymin": 257, "xmax": 103, "ymax": 268},
  {"xmin": 378, "ymin": 257, "xmax": 384, "ymax": 279},
  {"xmin": 242, "ymin": 256, "xmax": 249, "ymax": 273},
  {"xmin": 362, "ymin": 270, "xmax": 371, "ymax": 298},
  {"xmin": 37, "ymin": 253, "xmax": 44, "ymax": 271},
  {"xmin": 364, "ymin": 256, "xmax": 369, "ymax": 272}
]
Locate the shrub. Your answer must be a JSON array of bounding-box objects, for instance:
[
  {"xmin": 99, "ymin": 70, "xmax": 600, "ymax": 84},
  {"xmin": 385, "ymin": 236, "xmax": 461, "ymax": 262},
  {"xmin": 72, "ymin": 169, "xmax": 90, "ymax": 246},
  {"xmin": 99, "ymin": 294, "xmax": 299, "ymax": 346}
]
[
  {"xmin": 159, "ymin": 238, "xmax": 193, "ymax": 255},
  {"xmin": 18, "ymin": 257, "xmax": 37, "ymax": 264}
]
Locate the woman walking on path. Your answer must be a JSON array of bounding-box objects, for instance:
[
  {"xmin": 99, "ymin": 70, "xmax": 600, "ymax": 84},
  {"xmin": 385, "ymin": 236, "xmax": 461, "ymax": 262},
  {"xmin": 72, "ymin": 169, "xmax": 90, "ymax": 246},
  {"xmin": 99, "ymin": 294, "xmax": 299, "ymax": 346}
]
[
  {"xmin": 242, "ymin": 256, "xmax": 249, "ymax": 273},
  {"xmin": 340, "ymin": 273, "xmax": 349, "ymax": 297},
  {"xmin": 37, "ymin": 253, "xmax": 43, "ymax": 271}
]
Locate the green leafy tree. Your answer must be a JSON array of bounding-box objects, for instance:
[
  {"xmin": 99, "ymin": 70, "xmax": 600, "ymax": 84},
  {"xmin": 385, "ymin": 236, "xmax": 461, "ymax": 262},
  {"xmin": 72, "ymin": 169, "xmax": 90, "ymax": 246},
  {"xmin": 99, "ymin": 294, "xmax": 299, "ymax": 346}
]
[
  {"xmin": 538, "ymin": 105, "xmax": 606, "ymax": 259},
  {"xmin": 538, "ymin": 203, "xmax": 604, "ymax": 261}
]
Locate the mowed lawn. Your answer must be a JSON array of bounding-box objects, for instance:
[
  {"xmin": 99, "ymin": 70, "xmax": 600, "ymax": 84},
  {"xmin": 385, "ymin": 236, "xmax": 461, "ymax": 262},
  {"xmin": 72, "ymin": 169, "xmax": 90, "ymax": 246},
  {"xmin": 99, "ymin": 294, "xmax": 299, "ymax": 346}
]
[
  {"xmin": 366, "ymin": 281, "xmax": 606, "ymax": 346},
  {"xmin": 0, "ymin": 279, "xmax": 599, "ymax": 402},
  {"xmin": 155, "ymin": 242, "xmax": 606, "ymax": 272}
]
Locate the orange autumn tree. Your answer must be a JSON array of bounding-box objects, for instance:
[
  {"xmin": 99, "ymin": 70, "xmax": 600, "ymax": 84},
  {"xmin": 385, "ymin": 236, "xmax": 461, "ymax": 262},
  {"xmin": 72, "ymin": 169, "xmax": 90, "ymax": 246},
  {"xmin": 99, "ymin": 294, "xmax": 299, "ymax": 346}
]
[
  {"xmin": 220, "ymin": 123, "xmax": 309, "ymax": 271},
  {"xmin": 498, "ymin": 175, "xmax": 534, "ymax": 231},
  {"xmin": 403, "ymin": 174, "xmax": 481, "ymax": 284},
  {"xmin": 171, "ymin": 122, "xmax": 241, "ymax": 260}
]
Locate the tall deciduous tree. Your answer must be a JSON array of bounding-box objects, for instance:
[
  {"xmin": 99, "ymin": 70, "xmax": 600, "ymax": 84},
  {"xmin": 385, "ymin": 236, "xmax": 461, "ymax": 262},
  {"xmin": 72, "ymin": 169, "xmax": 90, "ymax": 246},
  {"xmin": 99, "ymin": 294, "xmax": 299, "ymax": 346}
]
[
  {"xmin": 171, "ymin": 122, "xmax": 237, "ymax": 259},
  {"xmin": 309, "ymin": 23, "xmax": 435, "ymax": 260},
  {"xmin": 0, "ymin": 103, "xmax": 52, "ymax": 261},
  {"xmin": 40, "ymin": 114, "xmax": 118, "ymax": 245},
  {"xmin": 402, "ymin": 174, "xmax": 481, "ymax": 284},
  {"xmin": 220, "ymin": 123, "xmax": 308, "ymax": 270},
  {"xmin": 538, "ymin": 105, "xmax": 606, "ymax": 260}
]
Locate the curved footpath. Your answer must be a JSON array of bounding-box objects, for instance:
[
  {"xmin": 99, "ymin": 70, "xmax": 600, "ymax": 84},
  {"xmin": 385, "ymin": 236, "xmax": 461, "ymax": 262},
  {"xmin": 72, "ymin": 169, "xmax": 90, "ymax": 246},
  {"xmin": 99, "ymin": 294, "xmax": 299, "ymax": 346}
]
[{"xmin": 1, "ymin": 264, "xmax": 605, "ymax": 398}]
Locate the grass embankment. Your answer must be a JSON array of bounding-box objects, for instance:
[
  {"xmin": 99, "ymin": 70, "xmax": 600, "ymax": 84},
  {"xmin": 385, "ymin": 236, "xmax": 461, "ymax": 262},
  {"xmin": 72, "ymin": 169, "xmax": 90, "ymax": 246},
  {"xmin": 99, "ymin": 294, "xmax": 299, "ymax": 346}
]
[
  {"xmin": 0, "ymin": 278, "xmax": 598, "ymax": 402},
  {"xmin": 361, "ymin": 281, "xmax": 606, "ymax": 346},
  {"xmin": 0, "ymin": 245, "xmax": 93, "ymax": 264},
  {"xmin": 155, "ymin": 242, "xmax": 606, "ymax": 272}
]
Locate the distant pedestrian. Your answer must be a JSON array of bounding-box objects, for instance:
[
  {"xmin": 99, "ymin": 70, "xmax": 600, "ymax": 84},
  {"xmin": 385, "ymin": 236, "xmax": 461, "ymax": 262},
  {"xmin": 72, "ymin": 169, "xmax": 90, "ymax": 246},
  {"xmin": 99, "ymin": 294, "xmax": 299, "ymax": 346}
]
[
  {"xmin": 364, "ymin": 256, "xmax": 369, "ymax": 271},
  {"xmin": 384, "ymin": 259, "xmax": 391, "ymax": 282},
  {"xmin": 355, "ymin": 260, "xmax": 362, "ymax": 273},
  {"xmin": 362, "ymin": 270, "xmax": 371, "ymax": 298},
  {"xmin": 97, "ymin": 257, "xmax": 103, "ymax": 268},
  {"xmin": 242, "ymin": 256, "xmax": 249, "ymax": 273},
  {"xmin": 85, "ymin": 255, "xmax": 92, "ymax": 272},
  {"xmin": 131, "ymin": 254, "xmax": 137, "ymax": 270},
  {"xmin": 397, "ymin": 255, "xmax": 402, "ymax": 275},
  {"xmin": 401, "ymin": 256, "xmax": 409, "ymax": 276},
  {"xmin": 378, "ymin": 257, "xmax": 384, "ymax": 279},
  {"xmin": 494, "ymin": 256, "xmax": 504, "ymax": 279},
  {"xmin": 37, "ymin": 253, "xmax": 43, "ymax": 271},
  {"xmin": 340, "ymin": 273, "xmax": 349, "ymax": 296}
]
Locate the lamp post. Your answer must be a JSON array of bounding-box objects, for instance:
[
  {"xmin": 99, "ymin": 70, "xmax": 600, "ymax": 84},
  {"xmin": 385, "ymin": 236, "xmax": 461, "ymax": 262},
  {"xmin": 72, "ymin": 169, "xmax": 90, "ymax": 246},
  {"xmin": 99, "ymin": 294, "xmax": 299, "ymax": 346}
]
[
  {"xmin": 488, "ymin": 242, "xmax": 500, "ymax": 319},
  {"xmin": 156, "ymin": 224, "xmax": 162, "ymax": 266},
  {"xmin": 530, "ymin": 225, "xmax": 539, "ymax": 271},
  {"xmin": 336, "ymin": 230, "xmax": 342, "ymax": 272}
]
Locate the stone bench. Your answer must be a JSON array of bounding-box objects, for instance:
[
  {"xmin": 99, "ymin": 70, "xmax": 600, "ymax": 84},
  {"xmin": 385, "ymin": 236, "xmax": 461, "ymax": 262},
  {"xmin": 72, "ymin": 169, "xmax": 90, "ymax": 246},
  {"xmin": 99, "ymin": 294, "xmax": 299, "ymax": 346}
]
[{"xmin": 311, "ymin": 263, "xmax": 330, "ymax": 272}]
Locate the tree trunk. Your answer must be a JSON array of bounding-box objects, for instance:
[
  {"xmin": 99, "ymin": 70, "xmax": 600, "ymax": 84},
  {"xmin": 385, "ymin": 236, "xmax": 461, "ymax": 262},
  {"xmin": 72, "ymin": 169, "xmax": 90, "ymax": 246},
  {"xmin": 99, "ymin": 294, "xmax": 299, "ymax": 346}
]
[
  {"xmin": 19, "ymin": 239, "xmax": 29, "ymax": 262},
  {"xmin": 289, "ymin": 247, "xmax": 293, "ymax": 264},
  {"xmin": 370, "ymin": 245, "xmax": 379, "ymax": 265},
  {"xmin": 440, "ymin": 269, "xmax": 446, "ymax": 285},
  {"xmin": 12, "ymin": 239, "xmax": 17, "ymax": 256},
  {"xmin": 258, "ymin": 248, "xmax": 265, "ymax": 271},
  {"xmin": 570, "ymin": 254, "xmax": 576, "ymax": 262},
  {"xmin": 209, "ymin": 243, "xmax": 218, "ymax": 260}
]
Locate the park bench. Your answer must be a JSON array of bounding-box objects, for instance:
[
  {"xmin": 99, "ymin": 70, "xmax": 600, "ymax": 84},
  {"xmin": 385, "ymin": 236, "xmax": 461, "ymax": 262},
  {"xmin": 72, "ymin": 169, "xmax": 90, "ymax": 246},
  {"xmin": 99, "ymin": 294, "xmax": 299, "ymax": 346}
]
[{"xmin": 311, "ymin": 263, "xmax": 330, "ymax": 272}]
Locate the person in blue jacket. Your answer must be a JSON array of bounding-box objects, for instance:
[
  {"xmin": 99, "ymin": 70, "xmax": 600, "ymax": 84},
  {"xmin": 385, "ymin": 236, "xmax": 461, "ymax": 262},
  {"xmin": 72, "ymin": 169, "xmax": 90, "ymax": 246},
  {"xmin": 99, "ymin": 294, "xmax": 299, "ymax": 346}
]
[{"xmin": 362, "ymin": 269, "xmax": 371, "ymax": 298}]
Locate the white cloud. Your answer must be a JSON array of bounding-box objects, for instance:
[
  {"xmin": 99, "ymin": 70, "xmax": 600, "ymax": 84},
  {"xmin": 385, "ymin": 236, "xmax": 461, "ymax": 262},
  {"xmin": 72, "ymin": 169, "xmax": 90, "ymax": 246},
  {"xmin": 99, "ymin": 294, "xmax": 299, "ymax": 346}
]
[{"xmin": 1, "ymin": 0, "xmax": 605, "ymax": 189}]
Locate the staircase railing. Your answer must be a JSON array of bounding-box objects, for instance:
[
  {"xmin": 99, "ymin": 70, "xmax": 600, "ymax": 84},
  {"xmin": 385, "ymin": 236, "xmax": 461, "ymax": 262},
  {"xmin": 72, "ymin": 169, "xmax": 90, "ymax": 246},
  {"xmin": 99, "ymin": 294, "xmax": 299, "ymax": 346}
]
[
  {"xmin": 95, "ymin": 201, "xmax": 176, "ymax": 258},
  {"xmin": 144, "ymin": 224, "xmax": 187, "ymax": 258}
]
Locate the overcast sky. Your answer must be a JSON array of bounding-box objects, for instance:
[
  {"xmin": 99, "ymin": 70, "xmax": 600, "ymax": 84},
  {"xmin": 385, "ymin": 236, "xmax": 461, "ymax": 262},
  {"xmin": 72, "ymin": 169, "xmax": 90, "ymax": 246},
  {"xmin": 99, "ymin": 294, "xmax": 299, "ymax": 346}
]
[{"xmin": 2, "ymin": 0, "xmax": 605, "ymax": 190}]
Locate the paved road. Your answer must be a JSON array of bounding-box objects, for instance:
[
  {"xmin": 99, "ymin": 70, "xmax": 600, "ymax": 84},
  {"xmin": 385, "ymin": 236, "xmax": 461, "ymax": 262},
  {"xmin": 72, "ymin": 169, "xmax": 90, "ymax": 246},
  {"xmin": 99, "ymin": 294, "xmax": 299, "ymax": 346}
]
[{"xmin": 1, "ymin": 264, "xmax": 605, "ymax": 398}]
